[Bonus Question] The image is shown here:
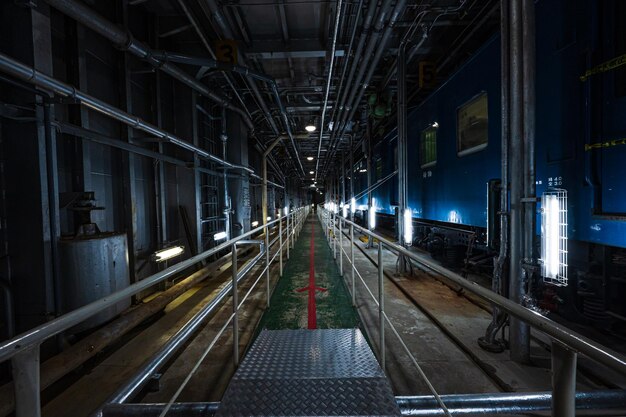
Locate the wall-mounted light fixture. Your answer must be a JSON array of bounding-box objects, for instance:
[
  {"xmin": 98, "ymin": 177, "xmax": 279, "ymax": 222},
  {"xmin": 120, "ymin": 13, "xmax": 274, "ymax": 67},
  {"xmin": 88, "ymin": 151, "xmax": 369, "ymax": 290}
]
[
  {"xmin": 403, "ymin": 208, "xmax": 413, "ymax": 245},
  {"xmin": 153, "ymin": 245, "xmax": 185, "ymax": 262},
  {"xmin": 213, "ymin": 231, "xmax": 227, "ymax": 241},
  {"xmin": 541, "ymin": 189, "xmax": 568, "ymax": 286}
]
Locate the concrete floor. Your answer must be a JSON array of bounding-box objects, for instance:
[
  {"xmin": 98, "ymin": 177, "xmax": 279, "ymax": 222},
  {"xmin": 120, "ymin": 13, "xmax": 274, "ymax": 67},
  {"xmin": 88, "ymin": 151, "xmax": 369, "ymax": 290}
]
[
  {"xmin": 43, "ymin": 235, "xmax": 287, "ymax": 417},
  {"xmin": 41, "ymin": 214, "xmax": 623, "ymax": 417},
  {"xmin": 328, "ymin": 218, "xmax": 617, "ymax": 395}
]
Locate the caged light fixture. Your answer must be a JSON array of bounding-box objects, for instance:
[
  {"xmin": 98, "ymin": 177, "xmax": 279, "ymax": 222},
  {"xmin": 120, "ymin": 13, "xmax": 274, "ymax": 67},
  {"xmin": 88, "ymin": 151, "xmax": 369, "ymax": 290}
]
[
  {"xmin": 541, "ymin": 189, "xmax": 568, "ymax": 286},
  {"xmin": 403, "ymin": 208, "xmax": 413, "ymax": 245}
]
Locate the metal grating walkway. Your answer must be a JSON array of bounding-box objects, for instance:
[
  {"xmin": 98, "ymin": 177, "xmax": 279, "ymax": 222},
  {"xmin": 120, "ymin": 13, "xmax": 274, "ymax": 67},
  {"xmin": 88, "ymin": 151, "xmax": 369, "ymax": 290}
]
[{"xmin": 216, "ymin": 329, "xmax": 401, "ymax": 417}]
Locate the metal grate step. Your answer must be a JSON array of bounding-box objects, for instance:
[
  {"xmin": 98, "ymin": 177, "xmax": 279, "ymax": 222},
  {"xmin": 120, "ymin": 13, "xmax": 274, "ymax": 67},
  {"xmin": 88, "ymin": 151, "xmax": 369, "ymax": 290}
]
[{"xmin": 216, "ymin": 329, "xmax": 401, "ymax": 417}]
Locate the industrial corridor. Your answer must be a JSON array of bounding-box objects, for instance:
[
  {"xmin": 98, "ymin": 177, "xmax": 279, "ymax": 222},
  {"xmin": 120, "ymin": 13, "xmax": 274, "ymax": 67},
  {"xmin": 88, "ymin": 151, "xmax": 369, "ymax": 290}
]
[{"xmin": 2, "ymin": 0, "xmax": 626, "ymax": 416}]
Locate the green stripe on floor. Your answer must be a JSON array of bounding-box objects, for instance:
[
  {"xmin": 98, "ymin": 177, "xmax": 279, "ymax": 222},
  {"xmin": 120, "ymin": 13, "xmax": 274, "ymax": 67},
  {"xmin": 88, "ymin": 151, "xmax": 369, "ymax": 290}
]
[{"xmin": 256, "ymin": 214, "xmax": 360, "ymax": 330}]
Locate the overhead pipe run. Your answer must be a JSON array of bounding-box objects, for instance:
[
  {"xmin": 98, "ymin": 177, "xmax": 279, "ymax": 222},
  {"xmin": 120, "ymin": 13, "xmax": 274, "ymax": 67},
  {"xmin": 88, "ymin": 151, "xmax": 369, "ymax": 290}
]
[
  {"xmin": 0, "ymin": 52, "xmax": 254, "ymax": 175},
  {"xmin": 199, "ymin": 0, "xmax": 297, "ymax": 171},
  {"xmin": 314, "ymin": 0, "xmax": 344, "ymax": 182},
  {"xmin": 152, "ymin": 51, "xmax": 305, "ymax": 179},
  {"xmin": 42, "ymin": 0, "xmax": 254, "ymax": 132},
  {"xmin": 317, "ymin": 0, "xmax": 378, "ymax": 178},
  {"xmin": 327, "ymin": 0, "xmax": 393, "ymax": 160},
  {"xmin": 324, "ymin": 0, "xmax": 407, "ymax": 174}
]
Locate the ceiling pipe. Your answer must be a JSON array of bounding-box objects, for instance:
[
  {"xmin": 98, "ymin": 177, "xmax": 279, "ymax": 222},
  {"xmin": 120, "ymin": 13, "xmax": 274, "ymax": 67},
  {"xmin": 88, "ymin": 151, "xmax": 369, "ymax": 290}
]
[
  {"xmin": 200, "ymin": 0, "xmax": 305, "ymax": 178},
  {"xmin": 150, "ymin": 51, "xmax": 305, "ymax": 178},
  {"xmin": 313, "ymin": 0, "xmax": 344, "ymax": 182},
  {"xmin": 324, "ymin": 0, "xmax": 377, "ymax": 157},
  {"xmin": 325, "ymin": 0, "xmax": 392, "ymax": 161},
  {"xmin": 179, "ymin": 0, "xmax": 285, "ymax": 185},
  {"xmin": 42, "ymin": 0, "xmax": 254, "ymax": 132},
  {"xmin": 200, "ymin": 0, "xmax": 280, "ymax": 136},
  {"xmin": 0, "ymin": 52, "xmax": 255, "ymax": 175},
  {"xmin": 324, "ymin": 0, "xmax": 407, "ymax": 174},
  {"xmin": 326, "ymin": 0, "xmax": 363, "ymax": 137},
  {"xmin": 199, "ymin": 0, "xmax": 306, "ymax": 178},
  {"xmin": 321, "ymin": 0, "xmax": 395, "ymax": 174},
  {"xmin": 339, "ymin": 0, "xmax": 394, "ymax": 122},
  {"xmin": 176, "ymin": 0, "xmax": 251, "ymax": 121}
]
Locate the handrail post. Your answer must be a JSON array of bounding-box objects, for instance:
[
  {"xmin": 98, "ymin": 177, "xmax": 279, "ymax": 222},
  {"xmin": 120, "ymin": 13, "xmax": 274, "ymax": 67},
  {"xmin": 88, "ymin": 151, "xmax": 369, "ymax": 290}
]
[
  {"xmin": 292, "ymin": 212, "xmax": 295, "ymax": 247},
  {"xmin": 552, "ymin": 341, "xmax": 577, "ymax": 417},
  {"xmin": 350, "ymin": 224, "xmax": 355, "ymax": 306},
  {"xmin": 339, "ymin": 217, "xmax": 343, "ymax": 276},
  {"xmin": 231, "ymin": 245, "xmax": 239, "ymax": 367},
  {"xmin": 279, "ymin": 215, "xmax": 283, "ymax": 277},
  {"xmin": 12, "ymin": 344, "xmax": 41, "ymax": 417},
  {"xmin": 333, "ymin": 213, "xmax": 337, "ymax": 259},
  {"xmin": 265, "ymin": 226, "xmax": 270, "ymax": 307},
  {"xmin": 378, "ymin": 241, "xmax": 385, "ymax": 372},
  {"xmin": 286, "ymin": 212, "xmax": 290, "ymax": 259}
]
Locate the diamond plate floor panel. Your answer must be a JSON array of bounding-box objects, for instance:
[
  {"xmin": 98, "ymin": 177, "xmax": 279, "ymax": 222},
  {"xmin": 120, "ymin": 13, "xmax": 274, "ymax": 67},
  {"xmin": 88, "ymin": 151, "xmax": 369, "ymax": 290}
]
[{"xmin": 216, "ymin": 329, "xmax": 401, "ymax": 417}]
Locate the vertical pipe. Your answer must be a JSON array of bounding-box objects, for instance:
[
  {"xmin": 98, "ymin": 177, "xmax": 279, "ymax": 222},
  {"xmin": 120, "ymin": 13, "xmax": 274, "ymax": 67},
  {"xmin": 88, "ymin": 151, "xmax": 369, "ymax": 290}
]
[
  {"xmin": 397, "ymin": 42, "xmax": 408, "ymax": 272},
  {"xmin": 481, "ymin": 0, "xmax": 511, "ymax": 350},
  {"xmin": 551, "ymin": 342, "xmax": 577, "ymax": 417},
  {"xmin": 333, "ymin": 212, "xmax": 337, "ymax": 258},
  {"xmin": 221, "ymin": 107, "xmax": 230, "ymax": 239},
  {"xmin": 367, "ymin": 120, "xmax": 373, "ymax": 248},
  {"xmin": 522, "ymin": 0, "xmax": 536, "ymax": 296},
  {"xmin": 279, "ymin": 214, "xmax": 283, "ymax": 277},
  {"xmin": 291, "ymin": 211, "xmax": 295, "ymax": 248},
  {"xmin": 341, "ymin": 152, "xmax": 346, "ymax": 205},
  {"xmin": 350, "ymin": 136, "xmax": 355, "ymax": 221},
  {"xmin": 350, "ymin": 224, "xmax": 355, "ymax": 306},
  {"xmin": 12, "ymin": 344, "xmax": 41, "ymax": 417},
  {"xmin": 231, "ymin": 246, "xmax": 238, "ymax": 366},
  {"xmin": 378, "ymin": 242, "xmax": 385, "ymax": 371},
  {"xmin": 265, "ymin": 230, "xmax": 270, "ymax": 308},
  {"xmin": 508, "ymin": 0, "xmax": 530, "ymax": 364}
]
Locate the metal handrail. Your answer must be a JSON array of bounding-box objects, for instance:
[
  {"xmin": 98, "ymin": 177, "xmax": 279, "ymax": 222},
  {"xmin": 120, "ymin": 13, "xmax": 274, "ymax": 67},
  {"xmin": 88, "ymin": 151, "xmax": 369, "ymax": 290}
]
[
  {"xmin": 1, "ymin": 206, "xmax": 309, "ymax": 417},
  {"xmin": 319, "ymin": 207, "xmax": 626, "ymax": 417},
  {"xmin": 319, "ymin": 209, "xmax": 451, "ymax": 416},
  {"xmin": 319, "ymin": 209, "xmax": 626, "ymax": 374}
]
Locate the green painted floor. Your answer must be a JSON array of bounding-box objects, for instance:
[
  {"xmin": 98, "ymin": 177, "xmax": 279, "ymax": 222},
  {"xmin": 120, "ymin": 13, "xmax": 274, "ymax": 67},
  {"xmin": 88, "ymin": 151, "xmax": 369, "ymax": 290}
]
[{"xmin": 256, "ymin": 214, "xmax": 360, "ymax": 330}]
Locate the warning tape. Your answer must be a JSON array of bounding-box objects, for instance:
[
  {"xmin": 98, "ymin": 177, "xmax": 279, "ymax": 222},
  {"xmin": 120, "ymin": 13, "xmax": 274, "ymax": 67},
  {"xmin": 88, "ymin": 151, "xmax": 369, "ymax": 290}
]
[
  {"xmin": 584, "ymin": 138, "xmax": 626, "ymax": 151},
  {"xmin": 580, "ymin": 53, "xmax": 626, "ymax": 82}
]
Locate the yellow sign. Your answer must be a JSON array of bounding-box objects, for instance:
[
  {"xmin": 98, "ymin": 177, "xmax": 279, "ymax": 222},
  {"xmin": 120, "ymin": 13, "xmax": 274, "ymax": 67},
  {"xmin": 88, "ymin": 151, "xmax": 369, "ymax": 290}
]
[
  {"xmin": 215, "ymin": 40, "xmax": 238, "ymax": 65},
  {"xmin": 419, "ymin": 61, "xmax": 437, "ymax": 89},
  {"xmin": 580, "ymin": 53, "xmax": 626, "ymax": 82},
  {"xmin": 584, "ymin": 138, "xmax": 626, "ymax": 151}
]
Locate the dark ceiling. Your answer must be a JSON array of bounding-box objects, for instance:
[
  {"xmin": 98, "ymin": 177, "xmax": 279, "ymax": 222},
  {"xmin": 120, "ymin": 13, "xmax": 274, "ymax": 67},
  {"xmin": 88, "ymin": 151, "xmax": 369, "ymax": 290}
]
[{"xmin": 131, "ymin": 0, "xmax": 499, "ymax": 182}]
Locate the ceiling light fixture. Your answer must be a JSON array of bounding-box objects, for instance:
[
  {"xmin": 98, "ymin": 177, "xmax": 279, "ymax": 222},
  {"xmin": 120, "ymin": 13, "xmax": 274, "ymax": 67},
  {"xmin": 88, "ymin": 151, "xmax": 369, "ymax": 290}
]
[
  {"xmin": 307, "ymin": 156, "xmax": 314, "ymax": 161},
  {"xmin": 305, "ymin": 124, "xmax": 316, "ymax": 132}
]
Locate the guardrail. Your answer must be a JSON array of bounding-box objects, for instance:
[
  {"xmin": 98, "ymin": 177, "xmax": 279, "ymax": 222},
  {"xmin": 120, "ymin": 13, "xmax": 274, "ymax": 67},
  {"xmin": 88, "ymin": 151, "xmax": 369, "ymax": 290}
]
[
  {"xmin": 0, "ymin": 206, "xmax": 309, "ymax": 417},
  {"xmin": 319, "ymin": 208, "xmax": 626, "ymax": 417}
]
